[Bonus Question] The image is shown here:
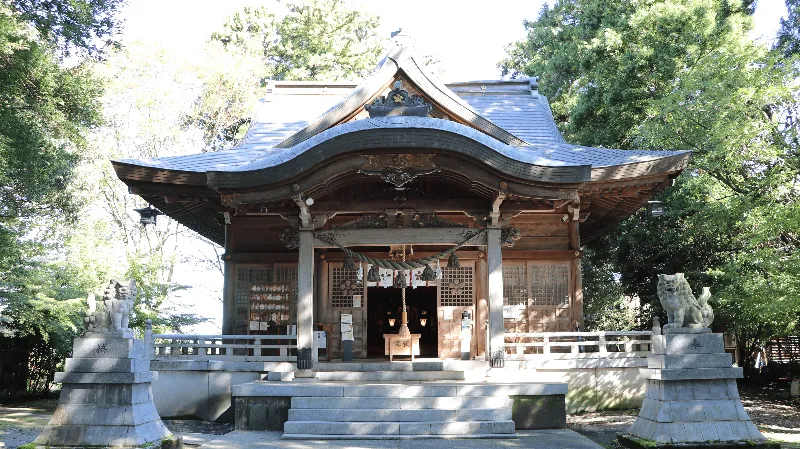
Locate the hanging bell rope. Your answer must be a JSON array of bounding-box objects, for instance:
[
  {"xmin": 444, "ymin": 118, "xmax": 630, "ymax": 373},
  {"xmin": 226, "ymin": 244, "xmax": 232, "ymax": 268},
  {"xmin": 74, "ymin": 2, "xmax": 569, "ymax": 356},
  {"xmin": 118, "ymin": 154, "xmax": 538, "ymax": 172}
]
[{"xmin": 314, "ymin": 228, "xmax": 488, "ymax": 270}]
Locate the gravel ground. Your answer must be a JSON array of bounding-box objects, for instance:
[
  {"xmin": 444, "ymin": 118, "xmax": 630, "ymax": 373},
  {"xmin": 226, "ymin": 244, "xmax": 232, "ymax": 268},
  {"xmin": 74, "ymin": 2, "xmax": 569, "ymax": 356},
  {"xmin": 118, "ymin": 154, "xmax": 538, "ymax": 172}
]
[{"xmin": 569, "ymin": 383, "xmax": 800, "ymax": 449}]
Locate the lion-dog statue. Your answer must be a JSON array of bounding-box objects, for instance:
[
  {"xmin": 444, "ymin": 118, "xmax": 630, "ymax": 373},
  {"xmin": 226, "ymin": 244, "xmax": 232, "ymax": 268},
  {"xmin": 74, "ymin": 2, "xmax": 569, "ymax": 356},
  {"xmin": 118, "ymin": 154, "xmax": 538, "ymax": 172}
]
[{"xmin": 657, "ymin": 273, "xmax": 713, "ymax": 329}]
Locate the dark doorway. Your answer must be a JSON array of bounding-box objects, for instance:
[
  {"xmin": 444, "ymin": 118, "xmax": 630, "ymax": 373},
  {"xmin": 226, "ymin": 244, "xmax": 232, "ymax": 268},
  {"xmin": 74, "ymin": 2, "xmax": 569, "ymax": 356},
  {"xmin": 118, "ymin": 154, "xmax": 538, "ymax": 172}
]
[{"xmin": 367, "ymin": 287, "xmax": 438, "ymax": 358}]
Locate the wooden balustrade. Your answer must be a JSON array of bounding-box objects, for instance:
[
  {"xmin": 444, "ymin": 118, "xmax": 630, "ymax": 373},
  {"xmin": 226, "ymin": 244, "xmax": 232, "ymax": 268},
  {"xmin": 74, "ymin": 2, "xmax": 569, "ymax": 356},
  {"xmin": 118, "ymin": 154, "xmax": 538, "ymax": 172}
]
[
  {"xmin": 151, "ymin": 334, "xmax": 298, "ymax": 362},
  {"xmin": 504, "ymin": 331, "xmax": 653, "ymax": 360}
]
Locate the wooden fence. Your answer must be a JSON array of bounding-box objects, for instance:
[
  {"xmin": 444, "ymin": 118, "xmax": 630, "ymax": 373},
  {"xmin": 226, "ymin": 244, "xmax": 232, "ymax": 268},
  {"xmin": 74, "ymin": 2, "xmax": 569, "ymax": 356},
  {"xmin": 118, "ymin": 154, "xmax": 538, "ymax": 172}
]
[
  {"xmin": 151, "ymin": 334, "xmax": 298, "ymax": 362},
  {"xmin": 504, "ymin": 331, "xmax": 653, "ymax": 360}
]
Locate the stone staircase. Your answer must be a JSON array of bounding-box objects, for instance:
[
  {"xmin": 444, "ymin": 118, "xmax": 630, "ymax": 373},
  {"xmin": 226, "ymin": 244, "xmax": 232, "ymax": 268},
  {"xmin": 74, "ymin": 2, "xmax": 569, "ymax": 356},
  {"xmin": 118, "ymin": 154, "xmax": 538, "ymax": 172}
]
[{"xmin": 280, "ymin": 361, "xmax": 516, "ymax": 439}]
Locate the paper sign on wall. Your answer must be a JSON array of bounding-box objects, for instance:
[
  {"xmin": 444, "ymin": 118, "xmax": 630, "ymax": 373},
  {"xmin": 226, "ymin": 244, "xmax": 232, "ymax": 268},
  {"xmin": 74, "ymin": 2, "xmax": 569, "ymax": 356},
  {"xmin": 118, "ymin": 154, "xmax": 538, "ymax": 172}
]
[
  {"xmin": 249, "ymin": 321, "xmax": 260, "ymax": 330},
  {"xmin": 259, "ymin": 322, "xmax": 270, "ymax": 331},
  {"xmin": 342, "ymin": 331, "xmax": 354, "ymax": 341},
  {"xmin": 340, "ymin": 314, "xmax": 353, "ymax": 324},
  {"xmin": 352, "ymin": 295, "xmax": 362, "ymax": 308},
  {"xmin": 314, "ymin": 331, "xmax": 327, "ymax": 349},
  {"xmin": 340, "ymin": 323, "xmax": 352, "ymax": 333},
  {"xmin": 443, "ymin": 308, "xmax": 453, "ymax": 321}
]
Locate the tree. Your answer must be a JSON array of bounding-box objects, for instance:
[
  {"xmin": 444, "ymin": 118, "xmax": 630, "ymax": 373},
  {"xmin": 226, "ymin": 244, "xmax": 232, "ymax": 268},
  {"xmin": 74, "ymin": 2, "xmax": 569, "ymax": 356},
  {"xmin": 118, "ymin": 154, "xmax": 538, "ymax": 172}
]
[
  {"xmin": 10, "ymin": 0, "xmax": 124, "ymax": 57},
  {"xmin": 777, "ymin": 0, "xmax": 800, "ymax": 57},
  {"xmin": 501, "ymin": 0, "xmax": 800, "ymax": 374},
  {"xmin": 0, "ymin": 0, "xmax": 124, "ymax": 397},
  {"xmin": 188, "ymin": 0, "xmax": 384, "ymax": 150}
]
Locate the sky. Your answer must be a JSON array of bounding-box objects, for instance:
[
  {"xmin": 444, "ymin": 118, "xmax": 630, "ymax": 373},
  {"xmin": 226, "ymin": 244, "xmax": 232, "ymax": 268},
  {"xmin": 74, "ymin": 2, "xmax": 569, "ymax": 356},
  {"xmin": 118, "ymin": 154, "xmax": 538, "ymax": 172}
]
[
  {"xmin": 122, "ymin": 0, "xmax": 789, "ymax": 81},
  {"xmin": 117, "ymin": 0, "xmax": 790, "ymax": 333}
]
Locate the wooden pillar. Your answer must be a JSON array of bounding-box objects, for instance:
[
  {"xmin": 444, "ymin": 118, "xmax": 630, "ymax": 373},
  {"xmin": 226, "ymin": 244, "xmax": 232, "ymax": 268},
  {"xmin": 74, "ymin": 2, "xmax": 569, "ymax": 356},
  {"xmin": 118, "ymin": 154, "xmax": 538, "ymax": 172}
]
[
  {"xmin": 221, "ymin": 224, "xmax": 235, "ymax": 335},
  {"xmin": 569, "ymin": 220, "xmax": 584, "ymax": 329},
  {"xmin": 297, "ymin": 229, "xmax": 315, "ymax": 368},
  {"xmin": 476, "ymin": 257, "xmax": 488, "ymax": 358},
  {"xmin": 487, "ymin": 227, "xmax": 504, "ymax": 366}
]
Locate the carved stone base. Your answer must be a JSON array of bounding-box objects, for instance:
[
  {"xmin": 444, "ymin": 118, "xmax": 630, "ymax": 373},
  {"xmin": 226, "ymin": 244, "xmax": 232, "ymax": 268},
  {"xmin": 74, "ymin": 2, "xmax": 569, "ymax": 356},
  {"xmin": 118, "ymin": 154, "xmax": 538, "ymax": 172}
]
[
  {"xmin": 628, "ymin": 333, "xmax": 764, "ymax": 445},
  {"xmin": 33, "ymin": 335, "xmax": 171, "ymax": 448}
]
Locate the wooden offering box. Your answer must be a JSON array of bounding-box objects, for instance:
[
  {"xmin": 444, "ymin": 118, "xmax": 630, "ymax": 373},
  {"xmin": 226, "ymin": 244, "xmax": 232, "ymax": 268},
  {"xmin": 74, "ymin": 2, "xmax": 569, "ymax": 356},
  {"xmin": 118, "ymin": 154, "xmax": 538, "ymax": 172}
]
[{"xmin": 384, "ymin": 334, "xmax": 421, "ymax": 361}]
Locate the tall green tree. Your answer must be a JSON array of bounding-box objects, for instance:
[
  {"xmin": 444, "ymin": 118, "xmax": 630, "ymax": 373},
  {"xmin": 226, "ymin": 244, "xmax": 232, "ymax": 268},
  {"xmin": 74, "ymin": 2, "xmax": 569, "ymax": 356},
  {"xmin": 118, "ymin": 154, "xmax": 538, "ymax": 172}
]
[
  {"xmin": 0, "ymin": 0, "xmax": 123, "ymax": 397},
  {"xmin": 188, "ymin": 0, "xmax": 383, "ymax": 150},
  {"xmin": 777, "ymin": 0, "xmax": 800, "ymax": 57},
  {"xmin": 501, "ymin": 0, "xmax": 800, "ymax": 371}
]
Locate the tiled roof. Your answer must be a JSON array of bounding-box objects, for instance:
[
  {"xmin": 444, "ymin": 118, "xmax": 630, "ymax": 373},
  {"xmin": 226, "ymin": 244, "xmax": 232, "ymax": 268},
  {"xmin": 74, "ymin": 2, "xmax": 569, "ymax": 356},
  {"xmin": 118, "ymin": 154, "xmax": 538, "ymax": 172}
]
[{"xmin": 114, "ymin": 48, "xmax": 689, "ymax": 180}]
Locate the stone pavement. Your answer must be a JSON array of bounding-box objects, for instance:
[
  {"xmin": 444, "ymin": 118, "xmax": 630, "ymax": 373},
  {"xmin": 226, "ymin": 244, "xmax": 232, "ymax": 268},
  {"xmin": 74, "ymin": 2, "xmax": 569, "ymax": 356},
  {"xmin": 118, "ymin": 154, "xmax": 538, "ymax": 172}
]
[{"xmin": 196, "ymin": 428, "xmax": 603, "ymax": 449}]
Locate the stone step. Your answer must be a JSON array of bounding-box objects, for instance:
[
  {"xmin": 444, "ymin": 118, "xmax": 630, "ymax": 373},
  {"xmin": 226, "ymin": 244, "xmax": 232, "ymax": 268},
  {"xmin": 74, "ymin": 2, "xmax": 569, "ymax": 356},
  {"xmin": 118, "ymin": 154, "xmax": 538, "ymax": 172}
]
[
  {"xmin": 313, "ymin": 362, "xmax": 445, "ymax": 372},
  {"xmin": 288, "ymin": 408, "xmax": 511, "ymax": 422},
  {"xmin": 315, "ymin": 370, "xmax": 465, "ymax": 382},
  {"xmin": 282, "ymin": 434, "xmax": 516, "ymax": 440},
  {"xmin": 283, "ymin": 420, "xmax": 516, "ymax": 436},
  {"xmin": 291, "ymin": 396, "xmax": 513, "ymax": 410}
]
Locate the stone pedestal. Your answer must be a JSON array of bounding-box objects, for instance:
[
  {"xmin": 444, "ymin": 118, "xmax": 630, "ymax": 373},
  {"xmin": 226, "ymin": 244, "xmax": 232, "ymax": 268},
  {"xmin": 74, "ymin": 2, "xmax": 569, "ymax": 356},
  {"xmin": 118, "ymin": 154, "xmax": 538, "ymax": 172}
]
[
  {"xmin": 34, "ymin": 332, "xmax": 173, "ymax": 448},
  {"xmin": 624, "ymin": 331, "xmax": 766, "ymax": 447}
]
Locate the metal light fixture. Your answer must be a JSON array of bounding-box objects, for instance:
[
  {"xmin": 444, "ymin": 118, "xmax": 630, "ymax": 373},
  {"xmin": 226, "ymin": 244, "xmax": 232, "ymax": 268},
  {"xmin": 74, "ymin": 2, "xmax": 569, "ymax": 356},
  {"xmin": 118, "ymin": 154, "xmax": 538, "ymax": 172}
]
[
  {"xmin": 648, "ymin": 201, "xmax": 665, "ymax": 217},
  {"xmin": 388, "ymin": 318, "xmax": 396, "ymax": 327},
  {"xmin": 420, "ymin": 318, "xmax": 427, "ymax": 327},
  {"xmin": 134, "ymin": 205, "xmax": 164, "ymax": 226}
]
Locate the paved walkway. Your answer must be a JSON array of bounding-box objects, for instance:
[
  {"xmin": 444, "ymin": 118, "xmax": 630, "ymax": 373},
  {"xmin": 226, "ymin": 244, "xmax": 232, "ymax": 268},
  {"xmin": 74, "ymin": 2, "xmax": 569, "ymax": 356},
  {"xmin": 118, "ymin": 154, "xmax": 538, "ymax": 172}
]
[{"xmin": 196, "ymin": 429, "xmax": 604, "ymax": 449}]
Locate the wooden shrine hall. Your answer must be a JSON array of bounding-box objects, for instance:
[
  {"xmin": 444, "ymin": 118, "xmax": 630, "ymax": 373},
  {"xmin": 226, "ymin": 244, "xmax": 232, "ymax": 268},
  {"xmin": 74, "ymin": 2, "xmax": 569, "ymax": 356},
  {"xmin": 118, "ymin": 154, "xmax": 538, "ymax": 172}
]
[{"xmin": 113, "ymin": 47, "xmax": 689, "ymax": 369}]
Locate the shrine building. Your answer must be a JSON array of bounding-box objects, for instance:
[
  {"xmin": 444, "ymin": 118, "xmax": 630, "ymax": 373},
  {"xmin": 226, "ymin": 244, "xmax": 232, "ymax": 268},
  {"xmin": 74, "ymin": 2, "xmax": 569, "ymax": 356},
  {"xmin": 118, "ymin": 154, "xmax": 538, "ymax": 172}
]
[{"xmin": 113, "ymin": 47, "xmax": 689, "ymax": 368}]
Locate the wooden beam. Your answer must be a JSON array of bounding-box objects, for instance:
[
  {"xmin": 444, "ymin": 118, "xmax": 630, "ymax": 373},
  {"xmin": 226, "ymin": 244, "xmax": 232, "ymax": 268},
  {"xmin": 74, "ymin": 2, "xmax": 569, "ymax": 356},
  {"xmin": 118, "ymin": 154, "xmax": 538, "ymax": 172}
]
[{"xmin": 313, "ymin": 228, "xmax": 487, "ymax": 247}]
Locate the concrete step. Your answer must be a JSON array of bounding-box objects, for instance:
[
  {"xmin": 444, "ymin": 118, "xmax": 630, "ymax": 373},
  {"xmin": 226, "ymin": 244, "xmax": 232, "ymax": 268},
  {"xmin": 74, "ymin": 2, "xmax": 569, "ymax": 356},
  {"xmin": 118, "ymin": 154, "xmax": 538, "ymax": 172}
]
[
  {"xmin": 291, "ymin": 396, "xmax": 514, "ymax": 410},
  {"xmin": 313, "ymin": 361, "xmax": 445, "ymax": 372},
  {"xmin": 282, "ymin": 434, "xmax": 517, "ymax": 440},
  {"xmin": 283, "ymin": 420, "xmax": 516, "ymax": 436},
  {"xmin": 288, "ymin": 408, "xmax": 512, "ymax": 422},
  {"xmin": 315, "ymin": 370, "xmax": 465, "ymax": 382}
]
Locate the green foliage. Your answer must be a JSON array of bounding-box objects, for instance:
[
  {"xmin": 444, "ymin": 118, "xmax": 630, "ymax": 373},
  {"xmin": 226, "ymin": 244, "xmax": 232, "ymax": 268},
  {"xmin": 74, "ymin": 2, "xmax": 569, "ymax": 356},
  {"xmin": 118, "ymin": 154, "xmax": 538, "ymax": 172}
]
[
  {"xmin": 188, "ymin": 0, "xmax": 383, "ymax": 150},
  {"xmin": 10, "ymin": 0, "xmax": 125, "ymax": 57},
  {"xmin": 501, "ymin": 0, "xmax": 800, "ymax": 368},
  {"xmin": 777, "ymin": 0, "xmax": 800, "ymax": 57}
]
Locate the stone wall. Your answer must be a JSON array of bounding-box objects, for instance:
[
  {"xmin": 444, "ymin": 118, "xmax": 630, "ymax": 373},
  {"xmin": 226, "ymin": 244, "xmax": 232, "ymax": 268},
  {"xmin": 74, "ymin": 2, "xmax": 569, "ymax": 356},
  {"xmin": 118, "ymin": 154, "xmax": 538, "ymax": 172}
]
[
  {"xmin": 505, "ymin": 357, "xmax": 648, "ymax": 413},
  {"xmin": 150, "ymin": 361, "xmax": 293, "ymax": 422}
]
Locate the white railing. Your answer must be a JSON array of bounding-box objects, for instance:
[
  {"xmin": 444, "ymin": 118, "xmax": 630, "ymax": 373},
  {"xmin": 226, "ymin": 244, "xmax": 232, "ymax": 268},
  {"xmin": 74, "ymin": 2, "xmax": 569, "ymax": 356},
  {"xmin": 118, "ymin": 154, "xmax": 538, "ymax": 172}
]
[
  {"xmin": 151, "ymin": 334, "xmax": 298, "ymax": 362},
  {"xmin": 504, "ymin": 331, "xmax": 653, "ymax": 360}
]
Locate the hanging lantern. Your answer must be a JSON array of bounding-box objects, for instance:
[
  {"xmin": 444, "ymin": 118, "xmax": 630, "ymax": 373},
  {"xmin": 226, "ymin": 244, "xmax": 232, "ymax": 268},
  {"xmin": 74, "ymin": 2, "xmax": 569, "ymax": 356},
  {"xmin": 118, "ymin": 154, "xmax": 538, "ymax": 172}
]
[
  {"xmin": 420, "ymin": 265, "xmax": 436, "ymax": 281},
  {"xmin": 393, "ymin": 270, "xmax": 407, "ymax": 288},
  {"xmin": 134, "ymin": 205, "xmax": 163, "ymax": 226},
  {"xmin": 447, "ymin": 252, "xmax": 461, "ymax": 269},
  {"xmin": 343, "ymin": 253, "xmax": 356, "ymax": 270},
  {"xmin": 367, "ymin": 265, "xmax": 381, "ymax": 282}
]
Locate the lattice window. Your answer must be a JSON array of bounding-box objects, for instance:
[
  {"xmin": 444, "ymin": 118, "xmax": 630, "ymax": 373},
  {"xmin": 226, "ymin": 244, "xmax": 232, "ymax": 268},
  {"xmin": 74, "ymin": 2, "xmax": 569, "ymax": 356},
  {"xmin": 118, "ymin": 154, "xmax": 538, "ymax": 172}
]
[
  {"xmin": 440, "ymin": 267, "xmax": 473, "ymax": 306},
  {"xmin": 236, "ymin": 266, "xmax": 272, "ymax": 309},
  {"xmin": 503, "ymin": 265, "xmax": 528, "ymax": 306},
  {"xmin": 530, "ymin": 265, "xmax": 570, "ymax": 306},
  {"xmin": 331, "ymin": 267, "xmax": 359, "ymax": 308}
]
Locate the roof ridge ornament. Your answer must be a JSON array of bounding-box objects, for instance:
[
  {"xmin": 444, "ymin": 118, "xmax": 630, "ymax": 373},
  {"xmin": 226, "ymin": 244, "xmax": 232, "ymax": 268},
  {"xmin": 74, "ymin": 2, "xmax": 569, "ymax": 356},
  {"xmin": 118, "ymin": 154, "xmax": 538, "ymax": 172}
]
[{"xmin": 365, "ymin": 81, "xmax": 432, "ymax": 118}]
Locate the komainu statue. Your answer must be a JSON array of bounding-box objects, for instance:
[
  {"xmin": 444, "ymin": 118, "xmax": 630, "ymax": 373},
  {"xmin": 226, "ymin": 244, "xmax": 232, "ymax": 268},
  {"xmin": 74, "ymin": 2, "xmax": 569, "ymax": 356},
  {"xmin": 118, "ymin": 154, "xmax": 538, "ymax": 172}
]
[
  {"xmin": 84, "ymin": 279, "xmax": 136, "ymax": 333},
  {"xmin": 657, "ymin": 273, "xmax": 713, "ymax": 329}
]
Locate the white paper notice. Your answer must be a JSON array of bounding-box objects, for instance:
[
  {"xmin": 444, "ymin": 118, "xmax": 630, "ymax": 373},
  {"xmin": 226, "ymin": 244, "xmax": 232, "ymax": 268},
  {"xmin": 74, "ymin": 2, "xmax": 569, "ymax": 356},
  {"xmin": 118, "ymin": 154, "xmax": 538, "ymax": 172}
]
[
  {"xmin": 259, "ymin": 321, "xmax": 270, "ymax": 331},
  {"xmin": 341, "ymin": 323, "xmax": 352, "ymax": 333},
  {"xmin": 342, "ymin": 331, "xmax": 354, "ymax": 341},
  {"xmin": 443, "ymin": 308, "xmax": 453, "ymax": 321},
  {"xmin": 352, "ymin": 295, "xmax": 362, "ymax": 308},
  {"xmin": 314, "ymin": 331, "xmax": 327, "ymax": 349},
  {"xmin": 340, "ymin": 314, "xmax": 353, "ymax": 324},
  {"xmin": 249, "ymin": 321, "xmax": 259, "ymax": 330}
]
